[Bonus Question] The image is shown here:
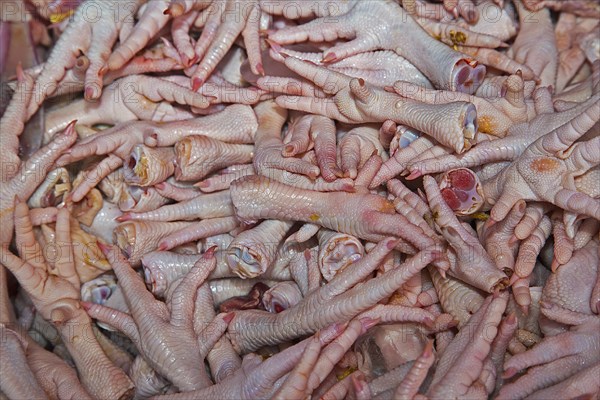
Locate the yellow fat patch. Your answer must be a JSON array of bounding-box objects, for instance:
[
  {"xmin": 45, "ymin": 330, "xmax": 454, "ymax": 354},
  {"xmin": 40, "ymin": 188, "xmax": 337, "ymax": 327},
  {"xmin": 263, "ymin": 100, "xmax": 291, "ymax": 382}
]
[
  {"xmin": 448, "ymin": 30, "xmax": 467, "ymax": 51},
  {"xmin": 134, "ymin": 154, "xmax": 149, "ymax": 181},
  {"xmin": 477, "ymin": 115, "xmax": 495, "ymax": 134},
  {"xmin": 49, "ymin": 9, "xmax": 75, "ymax": 24},
  {"xmin": 309, "ymin": 214, "xmax": 320, "ymax": 222},
  {"xmin": 337, "ymin": 366, "xmax": 357, "ymax": 381},
  {"xmin": 470, "ymin": 212, "xmax": 489, "ymax": 221}
]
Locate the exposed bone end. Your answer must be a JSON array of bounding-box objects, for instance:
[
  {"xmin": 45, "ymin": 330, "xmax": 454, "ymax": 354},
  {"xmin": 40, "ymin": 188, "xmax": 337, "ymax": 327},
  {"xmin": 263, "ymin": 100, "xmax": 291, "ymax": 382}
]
[
  {"xmin": 142, "ymin": 263, "xmax": 167, "ymax": 298},
  {"xmin": 452, "ymin": 59, "xmax": 486, "ymax": 95},
  {"xmin": 438, "ymin": 168, "xmax": 484, "ymax": 216},
  {"xmin": 124, "ymin": 145, "xmax": 174, "ymax": 186},
  {"xmin": 226, "ymin": 246, "xmax": 267, "ymax": 279},
  {"xmin": 262, "ymin": 282, "xmax": 303, "ymax": 313},
  {"xmin": 113, "ymin": 223, "xmax": 136, "ymax": 259},
  {"xmin": 318, "ymin": 233, "xmax": 365, "ymax": 281}
]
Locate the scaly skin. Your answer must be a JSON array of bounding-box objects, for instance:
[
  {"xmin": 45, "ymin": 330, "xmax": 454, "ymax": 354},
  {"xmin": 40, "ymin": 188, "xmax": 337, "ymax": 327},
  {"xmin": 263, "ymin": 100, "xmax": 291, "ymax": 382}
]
[
  {"xmin": 275, "ymin": 58, "xmax": 478, "ymax": 154},
  {"xmin": 427, "ymin": 293, "xmax": 509, "ymax": 399},
  {"xmin": 152, "ymin": 323, "xmax": 347, "ymax": 400},
  {"xmin": 252, "ymin": 101, "xmax": 354, "ymax": 191},
  {"xmin": 0, "ymin": 204, "xmax": 134, "ymax": 399},
  {"xmin": 484, "ymin": 96, "xmax": 600, "ymax": 222},
  {"xmin": 108, "ymin": 0, "xmax": 172, "ymax": 70},
  {"xmin": 55, "ymin": 104, "xmax": 258, "ymax": 191},
  {"xmin": 0, "ymin": 65, "xmax": 33, "ymax": 179},
  {"xmin": 404, "ymin": 85, "xmax": 592, "ymax": 177},
  {"xmin": 498, "ymin": 239, "xmax": 600, "ymax": 399},
  {"xmin": 25, "ymin": 0, "xmax": 144, "ymax": 113},
  {"xmin": 44, "ymin": 75, "xmax": 210, "ymax": 143},
  {"xmin": 85, "ymin": 245, "xmax": 229, "ymax": 392},
  {"xmin": 423, "ymin": 176, "xmax": 509, "ymax": 293},
  {"xmin": 281, "ymin": 114, "xmax": 343, "ymax": 182},
  {"xmin": 392, "ymin": 73, "xmax": 528, "ymax": 138},
  {"xmin": 0, "ymin": 122, "xmax": 77, "ymax": 250},
  {"xmin": 269, "ymin": 0, "xmax": 486, "ymax": 93},
  {"xmin": 174, "ymin": 135, "xmax": 254, "ymax": 181},
  {"xmin": 511, "ymin": 0, "xmax": 558, "ymax": 88},
  {"xmin": 230, "ymin": 175, "xmax": 435, "ymax": 252},
  {"xmin": 522, "ymin": 0, "xmax": 600, "ymax": 18},
  {"xmin": 226, "ymin": 219, "xmax": 294, "ymax": 279},
  {"xmin": 227, "ymin": 240, "xmax": 439, "ymax": 353}
]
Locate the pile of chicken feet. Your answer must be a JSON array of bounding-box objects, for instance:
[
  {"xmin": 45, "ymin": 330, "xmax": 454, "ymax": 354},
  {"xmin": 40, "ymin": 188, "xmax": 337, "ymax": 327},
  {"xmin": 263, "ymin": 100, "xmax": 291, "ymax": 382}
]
[{"xmin": 0, "ymin": 0, "xmax": 599, "ymax": 398}]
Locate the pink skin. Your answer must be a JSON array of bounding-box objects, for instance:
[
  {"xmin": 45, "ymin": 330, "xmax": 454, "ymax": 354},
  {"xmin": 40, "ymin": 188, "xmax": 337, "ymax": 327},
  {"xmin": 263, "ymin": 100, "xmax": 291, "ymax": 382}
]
[
  {"xmin": 458, "ymin": 46, "xmax": 538, "ymax": 80},
  {"xmin": 511, "ymin": 1, "xmax": 558, "ymax": 88},
  {"xmin": 174, "ymin": 135, "xmax": 254, "ymax": 181},
  {"xmin": 187, "ymin": 0, "xmax": 264, "ymax": 89},
  {"xmin": 393, "ymin": 340, "xmax": 435, "ymax": 400},
  {"xmin": 339, "ymin": 126, "xmax": 386, "ymax": 180},
  {"xmin": 167, "ymin": 0, "xmax": 213, "ymax": 18},
  {"xmin": 0, "ymin": 204, "xmax": 134, "ymax": 399},
  {"xmin": 288, "ymin": 247, "xmax": 322, "ymax": 297},
  {"xmin": 402, "ymin": 0, "xmax": 455, "ymax": 21},
  {"xmin": 275, "ymin": 57, "xmax": 478, "ymax": 154},
  {"xmin": 484, "ymin": 97, "xmax": 600, "ymax": 222},
  {"xmin": 0, "ymin": 64, "xmax": 33, "ymax": 178},
  {"xmin": 317, "ymin": 229, "xmax": 364, "ymax": 282},
  {"xmin": 387, "ymin": 179, "xmax": 430, "ymax": 219},
  {"xmin": 282, "ymin": 114, "xmax": 343, "ymax": 182},
  {"xmin": 0, "ymin": 122, "xmax": 77, "ymax": 249},
  {"xmin": 0, "ymin": 326, "xmax": 48, "ymax": 399},
  {"xmin": 274, "ymin": 319, "xmax": 376, "ymax": 399},
  {"xmin": 392, "ymin": 73, "xmax": 527, "ymax": 139},
  {"xmin": 410, "ymin": 90, "xmax": 599, "ymax": 184},
  {"xmin": 443, "ymin": 0, "xmax": 479, "ymax": 23},
  {"xmin": 499, "ymin": 239, "xmax": 599, "ymax": 398},
  {"xmin": 522, "ymin": 0, "xmax": 600, "ymax": 18},
  {"xmin": 262, "ymin": 281, "xmax": 303, "ymax": 313},
  {"xmin": 227, "ymin": 239, "xmax": 439, "ymax": 354},
  {"xmin": 119, "ymin": 185, "xmax": 171, "ymax": 213},
  {"xmin": 108, "ymin": 0, "xmax": 172, "ymax": 71},
  {"xmin": 253, "ymin": 100, "xmax": 355, "ymax": 191},
  {"xmin": 196, "ymin": 164, "xmax": 256, "ymax": 193},
  {"xmin": 113, "ymin": 220, "xmax": 195, "ymax": 264},
  {"xmin": 24, "ymin": 0, "xmax": 146, "ymax": 113},
  {"xmin": 158, "ymin": 216, "xmax": 239, "ymax": 251},
  {"xmin": 153, "ymin": 323, "xmax": 346, "ymax": 400},
  {"xmin": 542, "ymin": 239, "xmax": 599, "ymax": 316},
  {"xmin": 438, "ymin": 168, "xmax": 485, "ymax": 216},
  {"xmin": 500, "ymin": 308, "xmax": 600, "ymax": 399},
  {"xmin": 415, "ymin": 17, "xmax": 506, "ymax": 48},
  {"xmin": 171, "ymin": 10, "xmax": 199, "ymax": 66},
  {"xmin": 268, "ymin": 0, "xmax": 486, "ymax": 93},
  {"xmin": 355, "ymin": 153, "xmax": 384, "ymax": 188},
  {"xmin": 85, "ymin": 245, "xmax": 229, "ymax": 392},
  {"xmin": 427, "ymin": 293, "xmax": 509, "ymax": 399},
  {"xmin": 155, "ymin": 181, "xmax": 201, "ymax": 202},
  {"xmin": 44, "ymin": 75, "xmax": 210, "ymax": 141},
  {"xmin": 230, "ymin": 175, "xmax": 436, "ymax": 252},
  {"xmin": 260, "ymin": 47, "xmax": 432, "ymax": 89},
  {"xmin": 119, "ymin": 189, "xmax": 234, "ymax": 222},
  {"xmin": 478, "ymin": 200, "xmax": 526, "ymax": 274},
  {"xmin": 357, "ymin": 304, "xmax": 436, "ymax": 328},
  {"xmin": 466, "ymin": 1, "xmax": 518, "ymax": 42},
  {"xmin": 124, "ymin": 145, "xmax": 176, "ymax": 187},
  {"xmin": 226, "ymin": 220, "xmax": 294, "ymax": 279},
  {"xmin": 423, "ymin": 176, "xmax": 509, "ymax": 293},
  {"xmin": 513, "ymin": 214, "xmax": 552, "ymax": 279},
  {"xmin": 429, "ymin": 266, "xmax": 485, "ymax": 328},
  {"xmin": 164, "ymin": 73, "xmax": 271, "ymax": 106},
  {"xmin": 555, "ymin": 14, "xmax": 587, "ymax": 92},
  {"xmin": 22, "ymin": 41, "xmax": 186, "ymax": 103}
]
